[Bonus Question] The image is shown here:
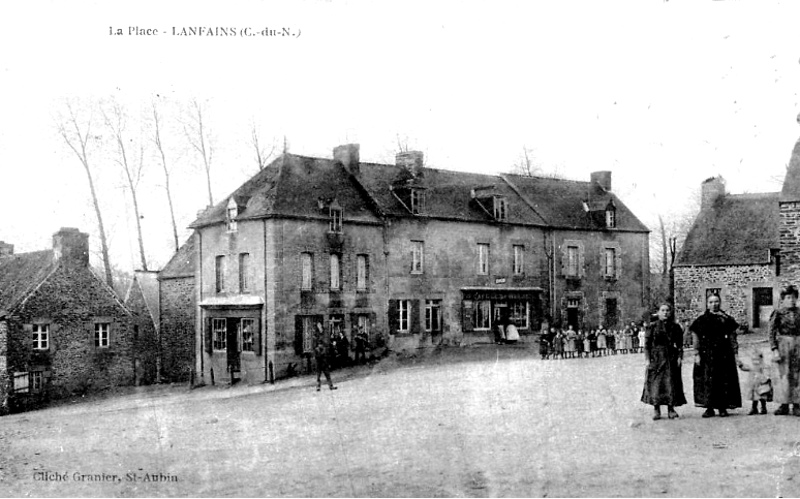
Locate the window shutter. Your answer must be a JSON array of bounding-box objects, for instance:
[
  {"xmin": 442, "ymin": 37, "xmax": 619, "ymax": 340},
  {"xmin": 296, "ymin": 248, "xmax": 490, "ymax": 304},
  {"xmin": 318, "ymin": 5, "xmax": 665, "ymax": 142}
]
[
  {"xmin": 560, "ymin": 245, "xmax": 567, "ymax": 276},
  {"xmin": 411, "ymin": 300, "xmax": 421, "ymax": 334},
  {"xmin": 294, "ymin": 316, "xmax": 304, "ymax": 356},
  {"xmin": 578, "ymin": 244, "xmax": 585, "ymax": 278},
  {"xmin": 615, "ymin": 250, "xmax": 622, "ymax": 280},
  {"xmin": 388, "ymin": 300, "xmax": 399, "ymax": 335},
  {"xmin": 23, "ymin": 324, "xmax": 33, "ymax": 348},
  {"xmin": 462, "ymin": 300, "xmax": 475, "ymax": 332},
  {"xmin": 204, "ymin": 318, "xmax": 213, "ymax": 355},
  {"xmin": 256, "ymin": 317, "xmax": 263, "ymax": 356},
  {"xmin": 365, "ymin": 255, "xmax": 370, "ymax": 289}
]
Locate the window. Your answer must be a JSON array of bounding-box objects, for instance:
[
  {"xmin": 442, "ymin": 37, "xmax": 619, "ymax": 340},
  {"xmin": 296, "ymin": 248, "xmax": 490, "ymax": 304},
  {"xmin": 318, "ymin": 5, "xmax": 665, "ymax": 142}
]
[
  {"xmin": 411, "ymin": 241, "xmax": 424, "ymax": 274},
  {"xmin": 226, "ymin": 198, "xmax": 238, "ymax": 232},
  {"xmin": 32, "ymin": 324, "xmax": 49, "ymax": 350},
  {"xmin": 513, "ymin": 245, "xmax": 524, "ymax": 275},
  {"xmin": 494, "ymin": 197, "xmax": 507, "ymax": 221},
  {"xmin": 604, "ymin": 248, "xmax": 616, "ymax": 278},
  {"xmin": 605, "ymin": 298, "xmax": 619, "ymax": 328},
  {"xmin": 301, "ymin": 316, "xmax": 315, "ymax": 354},
  {"xmin": 510, "ymin": 301, "xmax": 529, "ymax": 329},
  {"xmin": 240, "ymin": 318, "xmax": 256, "ymax": 352},
  {"xmin": 398, "ymin": 300, "xmax": 411, "ymax": 332},
  {"xmin": 239, "ymin": 253, "xmax": 250, "ymax": 293},
  {"xmin": 356, "ymin": 254, "xmax": 368, "ymax": 291},
  {"xmin": 425, "ymin": 300, "xmax": 442, "ymax": 332},
  {"xmin": 31, "ymin": 371, "xmax": 43, "ymax": 391},
  {"xmin": 567, "ymin": 246, "xmax": 579, "ymax": 277},
  {"xmin": 753, "ymin": 288, "xmax": 774, "ymax": 328},
  {"xmin": 475, "ymin": 300, "xmax": 492, "ymax": 330},
  {"xmin": 478, "ymin": 244, "xmax": 490, "ymax": 275},
  {"xmin": 94, "ymin": 323, "xmax": 110, "ymax": 348},
  {"xmin": 410, "ymin": 189, "xmax": 424, "ymax": 214},
  {"xmin": 301, "ymin": 253, "xmax": 313, "ymax": 290},
  {"xmin": 212, "ymin": 318, "xmax": 227, "ymax": 351},
  {"xmin": 215, "ymin": 255, "xmax": 226, "ymax": 293},
  {"xmin": 329, "ymin": 206, "xmax": 343, "ymax": 233},
  {"xmin": 357, "ymin": 314, "xmax": 371, "ymax": 340},
  {"xmin": 605, "ymin": 209, "xmax": 616, "ymax": 228},
  {"xmin": 330, "ymin": 254, "xmax": 341, "ymax": 290}
]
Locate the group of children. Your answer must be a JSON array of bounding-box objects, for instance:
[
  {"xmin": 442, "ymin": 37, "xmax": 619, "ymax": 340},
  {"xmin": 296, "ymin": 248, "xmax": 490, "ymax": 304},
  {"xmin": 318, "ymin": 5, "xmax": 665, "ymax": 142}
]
[{"xmin": 538, "ymin": 323, "xmax": 647, "ymax": 360}]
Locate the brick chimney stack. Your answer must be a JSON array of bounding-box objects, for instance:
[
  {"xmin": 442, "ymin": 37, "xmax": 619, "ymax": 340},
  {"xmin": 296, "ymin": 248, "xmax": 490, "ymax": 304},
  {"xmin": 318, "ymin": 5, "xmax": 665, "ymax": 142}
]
[
  {"xmin": 0, "ymin": 241, "xmax": 13, "ymax": 257},
  {"xmin": 333, "ymin": 143, "xmax": 360, "ymax": 176},
  {"xmin": 53, "ymin": 227, "xmax": 89, "ymax": 268},
  {"xmin": 701, "ymin": 176, "xmax": 726, "ymax": 211},
  {"xmin": 397, "ymin": 151, "xmax": 424, "ymax": 178},
  {"xmin": 590, "ymin": 171, "xmax": 612, "ymax": 191}
]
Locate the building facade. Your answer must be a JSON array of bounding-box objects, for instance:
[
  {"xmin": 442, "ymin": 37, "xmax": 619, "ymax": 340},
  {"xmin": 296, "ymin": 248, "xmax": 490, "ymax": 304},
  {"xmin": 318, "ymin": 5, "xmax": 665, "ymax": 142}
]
[
  {"xmin": 187, "ymin": 144, "xmax": 650, "ymax": 384},
  {"xmin": 158, "ymin": 237, "xmax": 196, "ymax": 382},
  {"xmin": 0, "ymin": 228, "xmax": 140, "ymax": 413}
]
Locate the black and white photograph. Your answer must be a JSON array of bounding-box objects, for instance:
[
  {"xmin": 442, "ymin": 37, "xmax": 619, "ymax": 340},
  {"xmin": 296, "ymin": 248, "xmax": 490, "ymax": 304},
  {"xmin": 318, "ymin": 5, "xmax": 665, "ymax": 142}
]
[{"xmin": 1, "ymin": 0, "xmax": 800, "ymax": 496}]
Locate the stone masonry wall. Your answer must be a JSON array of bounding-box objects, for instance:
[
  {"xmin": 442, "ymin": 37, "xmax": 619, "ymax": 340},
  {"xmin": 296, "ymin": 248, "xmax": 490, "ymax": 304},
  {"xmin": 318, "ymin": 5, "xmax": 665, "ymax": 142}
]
[
  {"xmin": 779, "ymin": 202, "xmax": 800, "ymax": 288},
  {"xmin": 159, "ymin": 276, "xmax": 195, "ymax": 382},
  {"xmin": 674, "ymin": 264, "xmax": 776, "ymax": 331}
]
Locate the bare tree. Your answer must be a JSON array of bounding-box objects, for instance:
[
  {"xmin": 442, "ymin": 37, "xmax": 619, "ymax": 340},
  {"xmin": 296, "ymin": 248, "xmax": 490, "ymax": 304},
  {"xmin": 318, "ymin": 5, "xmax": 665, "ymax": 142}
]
[
  {"xmin": 56, "ymin": 101, "xmax": 114, "ymax": 287},
  {"xmin": 102, "ymin": 101, "xmax": 149, "ymax": 271},
  {"xmin": 183, "ymin": 99, "xmax": 214, "ymax": 206},
  {"xmin": 251, "ymin": 122, "xmax": 277, "ymax": 171},
  {"xmin": 510, "ymin": 145, "xmax": 565, "ymax": 179},
  {"xmin": 152, "ymin": 101, "xmax": 180, "ymax": 252}
]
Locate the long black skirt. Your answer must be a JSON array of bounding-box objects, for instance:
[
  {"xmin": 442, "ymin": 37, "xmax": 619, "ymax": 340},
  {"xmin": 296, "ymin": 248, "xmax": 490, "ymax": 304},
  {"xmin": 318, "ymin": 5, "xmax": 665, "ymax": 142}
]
[
  {"xmin": 641, "ymin": 346, "xmax": 687, "ymax": 406},
  {"xmin": 693, "ymin": 349, "xmax": 741, "ymax": 409}
]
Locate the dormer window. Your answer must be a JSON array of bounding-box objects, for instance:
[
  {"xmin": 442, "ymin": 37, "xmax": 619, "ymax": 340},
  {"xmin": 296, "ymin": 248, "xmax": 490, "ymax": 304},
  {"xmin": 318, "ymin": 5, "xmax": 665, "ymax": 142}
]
[
  {"xmin": 605, "ymin": 200, "xmax": 616, "ymax": 228},
  {"xmin": 226, "ymin": 198, "xmax": 238, "ymax": 232},
  {"xmin": 493, "ymin": 196, "xmax": 507, "ymax": 221},
  {"xmin": 410, "ymin": 188, "xmax": 425, "ymax": 215},
  {"xmin": 329, "ymin": 200, "xmax": 343, "ymax": 233}
]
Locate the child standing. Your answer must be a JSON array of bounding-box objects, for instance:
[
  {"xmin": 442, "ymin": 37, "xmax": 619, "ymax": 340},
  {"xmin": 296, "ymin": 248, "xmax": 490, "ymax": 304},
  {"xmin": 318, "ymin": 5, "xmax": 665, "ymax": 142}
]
[{"xmin": 738, "ymin": 350, "xmax": 773, "ymax": 415}]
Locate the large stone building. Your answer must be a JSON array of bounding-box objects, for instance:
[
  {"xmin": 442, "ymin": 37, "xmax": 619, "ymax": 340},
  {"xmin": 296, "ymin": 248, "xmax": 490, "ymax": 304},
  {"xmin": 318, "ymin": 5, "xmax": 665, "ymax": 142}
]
[
  {"xmin": 675, "ymin": 124, "xmax": 800, "ymax": 329},
  {"xmin": 157, "ymin": 237, "xmax": 196, "ymax": 382},
  {"xmin": 0, "ymin": 228, "xmax": 147, "ymax": 413},
  {"xmin": 186, "ymin": 144, "xmax": 650, "ymax": 385}
]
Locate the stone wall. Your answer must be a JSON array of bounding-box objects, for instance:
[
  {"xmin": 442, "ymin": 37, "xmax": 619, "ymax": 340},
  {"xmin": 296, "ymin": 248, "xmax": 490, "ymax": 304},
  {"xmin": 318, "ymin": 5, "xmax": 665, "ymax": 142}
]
[
  {"xmin": 123, "ymin": 281, "xmax": 159, "ymax": 385},
  {"xmin": 159, "ymin": 276, "xmax": 195, "ymax": 382},
  {"xmin": 674, "ymin": 263, "xmax": 777, "ymax": 330},
  {"xmin": 779, "ymin": 202, "xmax": 800, "ymax": 287}
]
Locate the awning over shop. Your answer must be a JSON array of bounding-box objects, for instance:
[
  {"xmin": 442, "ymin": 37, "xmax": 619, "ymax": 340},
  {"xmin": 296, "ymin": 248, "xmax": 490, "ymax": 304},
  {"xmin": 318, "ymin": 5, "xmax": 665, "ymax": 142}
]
[
  {"xmin": 199, "ymin": 295, "xmax": 264, "ymax": 308},
  {"xmin": 461, "ymin": 287, "xmax": 542, "ymax": 301}
]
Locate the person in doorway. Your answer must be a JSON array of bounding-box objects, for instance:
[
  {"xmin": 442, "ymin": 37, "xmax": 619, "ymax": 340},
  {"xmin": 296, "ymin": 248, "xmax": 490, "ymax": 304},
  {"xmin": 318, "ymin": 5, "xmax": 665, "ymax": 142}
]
[
  {"xmin": 690, "ymin": 293, "xmax": 742, "ymax": 417},
  {"xmin": 769, "ymin": 285, "xmax": 800, "ymax": 416},
  {"xmin": 335, "ymin": 329, "xmax": 350, "ymax": 368},
  {"xmin": 641, "ymin": 303, "xmax": 686, "ymax": 420},
  {"xmin": 354, "ymin": 326, "xmax": 368, "ymax": 364}
]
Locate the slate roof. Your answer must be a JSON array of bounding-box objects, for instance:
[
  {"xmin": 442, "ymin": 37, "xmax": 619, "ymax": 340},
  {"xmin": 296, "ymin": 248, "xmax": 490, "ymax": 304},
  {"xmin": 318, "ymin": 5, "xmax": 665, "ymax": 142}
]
[
  {"xmin": 780, "ymin": 137, "xmax": 800, "ymax": 202},
  {"xmin": 159, "ymin": 236, "xmax": 196, "ymax": 279},
  {"xmin": 0, "ymin": 250, "xmax": 56, "ymax": 316},
  {"xmin": 189, "ymin": 151, "xmax": 648, "ymax": 233},
  {"xmin": 676, "ymin": 192, "xmax": 779, "ymax": 266},
  {"xmin": 505, "ymin": 174, "xmax": 649, "ymax": 231}
]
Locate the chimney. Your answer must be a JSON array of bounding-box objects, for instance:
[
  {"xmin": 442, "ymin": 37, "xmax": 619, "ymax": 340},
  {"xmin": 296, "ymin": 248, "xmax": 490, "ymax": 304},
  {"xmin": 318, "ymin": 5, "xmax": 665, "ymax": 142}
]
[
  {"xmin": 396, "ymin": 151, "xmax": 424, "ymax": 178},
  {"xmin": 0, "ymin": 241, "xmax": 13, "ymax": 257},
  {"xmin": 701, "ymin": 176, "xmax": 725, "ymax": 211},
  {"xmin": 52, "ymin": 227, "xmax": 89, "ymax": 268},
  {"xmin": 333, "ymin": 143, "xmax": 360, "ymax": 176},
  {"xmin": 590, "ymin": 171, "xmax": 612, "ymax": 191}
]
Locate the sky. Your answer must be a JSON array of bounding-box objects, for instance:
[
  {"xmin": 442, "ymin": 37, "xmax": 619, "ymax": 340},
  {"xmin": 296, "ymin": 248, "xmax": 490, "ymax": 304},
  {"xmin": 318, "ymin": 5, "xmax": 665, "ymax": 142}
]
[{"xmin": 1, "ymin": 0, "xmax": 799, "ymax": 274}]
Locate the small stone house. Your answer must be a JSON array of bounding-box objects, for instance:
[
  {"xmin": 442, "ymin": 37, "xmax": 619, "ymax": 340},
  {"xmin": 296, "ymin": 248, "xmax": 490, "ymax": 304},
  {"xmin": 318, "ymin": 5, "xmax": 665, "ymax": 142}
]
[
  {"xmin": 674, "ymin": 177, "xmax": 780, "ymax": 330},
  {"xmin": 0, "ymin": 228, "xmax": 139, "ymax": 413}
]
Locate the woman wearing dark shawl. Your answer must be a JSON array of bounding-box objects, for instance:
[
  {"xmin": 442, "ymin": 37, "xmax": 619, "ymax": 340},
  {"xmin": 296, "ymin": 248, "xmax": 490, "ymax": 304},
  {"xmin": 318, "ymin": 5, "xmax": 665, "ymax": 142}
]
[
  {"xmin": 641, "ymin": 304, "xmax": 686, "ymax": 420},
  {"xmin": 690, "ymin": 294, "xmax": 741, "ymax": 417},
  {"xmin": 769, "ymin": 285, "xmax": 800, "ymax": 416}
]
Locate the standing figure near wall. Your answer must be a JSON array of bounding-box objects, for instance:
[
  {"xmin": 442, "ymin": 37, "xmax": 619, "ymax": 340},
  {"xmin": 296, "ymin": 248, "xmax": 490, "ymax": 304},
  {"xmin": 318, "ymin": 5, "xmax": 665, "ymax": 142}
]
[
  {"xmin": 769, "ymin": 285, "xmax": 800, "ymax": 416},
  {"xmin": 690, "ymin": 294, "xmax": 741, "ymax": 417}
]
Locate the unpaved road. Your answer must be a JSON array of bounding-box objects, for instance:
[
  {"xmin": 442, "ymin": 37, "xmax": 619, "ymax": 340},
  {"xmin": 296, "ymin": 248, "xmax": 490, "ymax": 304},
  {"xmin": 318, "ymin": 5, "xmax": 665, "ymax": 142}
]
[{"xmin": 1, "ymin": 342, "xmax": 798, "ymax": 497}]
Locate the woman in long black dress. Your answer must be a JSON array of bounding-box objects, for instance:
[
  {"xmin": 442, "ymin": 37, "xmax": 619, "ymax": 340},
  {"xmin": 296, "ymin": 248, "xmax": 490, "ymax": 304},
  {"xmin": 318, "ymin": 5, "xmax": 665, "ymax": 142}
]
[
  {"xmin": 690, "ymin": 294, "xmax": 741, "ymax": 417},
  {"xmin": 641, "ymin": 303, "xmax": 686, "ymax": 420}
]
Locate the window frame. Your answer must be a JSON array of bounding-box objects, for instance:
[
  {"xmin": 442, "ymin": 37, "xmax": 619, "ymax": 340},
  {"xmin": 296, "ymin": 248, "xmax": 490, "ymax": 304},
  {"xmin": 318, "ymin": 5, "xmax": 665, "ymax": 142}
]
[
  {"xmin": 240, "ymin": 318, "xmax": 256, "ymax": 353},
  {"xmin": 493, "ymin": 196, "xmax": 507, "ymax": 221},
  {"xmin": 356, "ymin": 254, "xmax": 368, "ymax": 291},
  {"xmin": 329, "ymin": 206, "xmax": 343, "ymax": 233},
  {"xmin": 226, "ymin": 198, "xmax": 238, "ymax": 233},
  {"xmin": 212, "ymin": 318, "xmax": 227, "ymax": 351},
  {"xmin": 604, "ymin": 247, "xmax": 616, "ymax": 278},
  {"xmin": 215, "ymin": 255, "xmax": 226, "ymax": 293},
  {"xmin": 567, "ymin": 246, "xmax": 579, "ymax": 277},
  {"xmin": 239, "ymin": 253, "xmax": 250, "ymax": 293},
  {"xmin": 477, "ymin": 243, "xmax": 490, "ymax": 275},
  {"xmin": 32, "ymin": 323, "xmax": 49, "ymax": 351},
  {"xmin": 301, "ymin": 252, "xmax": 313, "ymax": 291},
  {"xmin": 411, "ymin": 241, "xmax": 424, "ymax": 274},
  {"xmin": 510, "ymin": 301, "xmax": 529, "ymax": 330},
  {"xmin": 475, "ymin": 300, "xmax": 492, "ymax": 330},
  {"xmin": 425, "ymin": 299, "xmax": 442, "ymax": 333},
  {"xmin": 94, "ymin": 322, "xmax": 110, "ymax": 348},
  {"xmin": 410, "ymin": 189, "xmax": 424, "ymax": 215},
  {"xmin": 330, "ymin": 253, "xmax": 341, "ymax": 290},
  {"xmin": 513, "ymin": 245, "xmax": 524, "ymax": 275},
  {"xmin": 605, "ymin": 208, "xmax": 616, "ymax": 228},
  {"xmin": 398, "ymin": 300, "xmax": 411, "ymax": 333}
]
